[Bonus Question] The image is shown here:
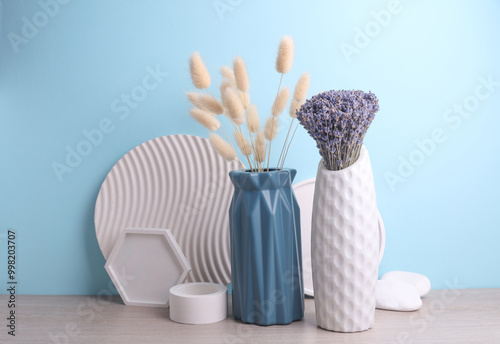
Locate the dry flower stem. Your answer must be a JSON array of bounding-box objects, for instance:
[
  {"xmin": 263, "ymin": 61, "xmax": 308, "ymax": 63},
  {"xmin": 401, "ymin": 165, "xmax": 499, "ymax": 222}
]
[
  {"xmin": 267, "ymin": 73, "xmax": 283, "ymax": 171},
  {"xmin": 204, "ymin": 89, "xmax": 242, "ymax": 158},
  {"xmin": 279, "ymin": 121, "xmax": 300, "ymax": 170},
  {"xmin": 276, "ymin": 117, "xmax": 294, "ymax": 169},
  {"xmin": 296, "ymin": 90, "xmax": 379, "ymax": 170}
]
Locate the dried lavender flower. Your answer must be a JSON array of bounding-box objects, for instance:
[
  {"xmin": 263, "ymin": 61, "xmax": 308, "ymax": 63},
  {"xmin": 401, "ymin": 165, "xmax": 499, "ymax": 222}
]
[{"xmin": 296, "ymin": 89, "xmax": 379, "ymax": 171}]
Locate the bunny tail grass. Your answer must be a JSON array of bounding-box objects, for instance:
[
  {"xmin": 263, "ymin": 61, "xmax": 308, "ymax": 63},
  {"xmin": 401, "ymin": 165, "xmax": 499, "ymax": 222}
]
[
  {"xmin": 220, "ymin": 66, "xmax": 236, "ymax": 85},
  {"xmin": 190, "ymin": 108, "xmax": 220, "ymax": 131},
  {"xmin": 272, "ymin": 86, "xmax": 290, "ymax": 116},
  {"xmin": 264, "ymin": 116, "xmax": 279, "ymax": 141},
  {"xmin": 198, "ymin": 93, "xmax": 224, "ymax": 114},
  {"xmin": 233, "ymin": 56, "xmax": 250, "ymax": 92},
  {"xmin": 293, "ymin": 72, "xmax": 310, "ymax": 101},
  {"xmin": 275, "ymin": 36, "xmax": 294, "ymax": 74},
  {"xmin": 234, "ymin": 131, "xmax": 252, "ymax": 156},
  {"xmin": 239, "ymin": 92, "xmax": 250, "ymax": 110},
  {"xmin": 186, "ymin": 92, "xmax": 204, "ymax": 109},
  {"xmin": 289, "ymin": 98, "xmax": 305, "ymax": 118},
  {"xmin": 221, "ymin": 87, "xmax": 245, "ymax": 125},
  {"xmin": 247, "ymin": 104, "xmax": 260, "ymax": 133},
  {"xmin": 209, "ymin": 133, "xmax": 236, "ymax": 161},
  {"xmin": 254, "ymin": 130, "xmax": 267, "ymax": 165},
  {"xmin": 219, "ymin": 79, "xmax": 233, "ymax": 95},
  {"xmin": 189, "ymin": 52, "xmax": 211, "ymax": 89}
]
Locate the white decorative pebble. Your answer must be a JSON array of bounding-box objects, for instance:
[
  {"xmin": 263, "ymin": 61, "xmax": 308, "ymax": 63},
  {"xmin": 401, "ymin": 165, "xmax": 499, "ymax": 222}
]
[
  {"xmin": 381, "ymin": 271, "xmax": 431, "ymax": 297},
  {"xmin": 376, "ymin": 280, "xmax": 422, "ymax": 312}
]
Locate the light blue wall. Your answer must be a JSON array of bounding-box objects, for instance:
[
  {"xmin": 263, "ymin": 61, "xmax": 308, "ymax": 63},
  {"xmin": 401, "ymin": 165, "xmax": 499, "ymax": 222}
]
[{"xmin": 1, "ymin": 0, "xmax": 499, "ymax": 294}]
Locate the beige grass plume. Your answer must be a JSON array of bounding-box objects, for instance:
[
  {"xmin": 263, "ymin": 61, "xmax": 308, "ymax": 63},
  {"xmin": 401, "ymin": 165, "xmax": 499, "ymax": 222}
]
[
  {"xmin": 234, "ymin": 131, "xmax": 252, "ymax": 156},
  {"xmin": 264, "ymin": 116, "xmax": 279, "ymax": 141},
  {"xmin": 247, "ymin": 104, "xmax": 260, "ymax": 132},
  {"xmin": 197, "ymin": 93, "xmax": 224, "ymax": 114},
  {"xmin": 254, "ymin": 130, "xmax": 267, "ymax": 163},
  {"xmin": 209, "ymin": 133, "xmax": 236, "ymax": 161},
  {"xmin": 219, "ymin": 79, "xmax": 233, "ymax": 95},
  {"xmin": 221, "ymin": 87, "xmax": 245, "ymax": 125},
  {"xmin": 289, "ymin": 98, "xmax": 305, "ymax": 118},
  {"xmin": 239, "ymin": 92, "xmax": 250, "ymax": 110},
  {"xmin": 272, "ymin": 86, "xmax": 290, "ymax": 116},
  {"xmin": 186, "ymin": 92, "xmax": 204, "ymax": 109},
  {"xmin": 293, "ymin": 73, "xmax": 310, "ymax": 101},
  {"xmin": 189, "ymin": 52, "xmax": 211, "ymax": 89},
  {"xmin": 190, "ymin": 108, "xmax": 220, "ymax": 131},
  {"xmin": 233, "ymin": 56, "xmax": 249, "ymax": 92},
  {"xmin": 220, "ymin": 66, "xmax": 236, "ymax": 86},
  {"xmin": 276, "ymin": 36, "xmax": 294, "ymax": 74}
]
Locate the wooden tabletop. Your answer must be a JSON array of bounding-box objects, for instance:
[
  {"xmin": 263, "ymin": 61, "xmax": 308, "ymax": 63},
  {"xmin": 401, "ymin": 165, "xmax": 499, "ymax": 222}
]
[{"xmin": 1, "ymin": 289, "xmax": 499, "ymax": 343}]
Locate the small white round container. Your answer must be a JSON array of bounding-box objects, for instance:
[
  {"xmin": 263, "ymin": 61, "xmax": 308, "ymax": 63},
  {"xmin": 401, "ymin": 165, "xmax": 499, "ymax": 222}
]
[{"xmin": 169, "ymin": 282, "xmax": 227, "ymax": 325}]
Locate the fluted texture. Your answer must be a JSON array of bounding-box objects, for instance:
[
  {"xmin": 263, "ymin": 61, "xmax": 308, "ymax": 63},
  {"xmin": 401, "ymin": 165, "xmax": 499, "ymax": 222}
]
[
  {"xmin": 95, "ymin": 135, "xmax": 240, "ymax": 285},
  {"xmin": 311, "ymin": 146, "xmax": 379, "ymax": 332},
  {"xmin": 229, "ymin": 168, "xmax": 304, "ymax": 325}
]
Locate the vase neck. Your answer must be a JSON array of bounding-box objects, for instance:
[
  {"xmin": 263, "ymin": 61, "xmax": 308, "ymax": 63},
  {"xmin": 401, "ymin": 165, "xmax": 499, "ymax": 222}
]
[{"xmin": 229, "ymin": 168, "xmax": 296, "ymax": 191}]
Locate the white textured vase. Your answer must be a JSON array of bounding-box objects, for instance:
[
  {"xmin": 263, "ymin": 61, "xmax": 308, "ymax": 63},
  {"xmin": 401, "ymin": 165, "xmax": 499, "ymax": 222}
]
[{"xmin": 311, "ymin": 146, "xmax": 379, "ymax": 332}]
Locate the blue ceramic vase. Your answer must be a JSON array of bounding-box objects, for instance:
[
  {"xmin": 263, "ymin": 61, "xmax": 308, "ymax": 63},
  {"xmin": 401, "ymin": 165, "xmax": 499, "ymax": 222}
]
[{"xmin": 229, "ymin": 168, "xmax": 304, "ymax": 325}]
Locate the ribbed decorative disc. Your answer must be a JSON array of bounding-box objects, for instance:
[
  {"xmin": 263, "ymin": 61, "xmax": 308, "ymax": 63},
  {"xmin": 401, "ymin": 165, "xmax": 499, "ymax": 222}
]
[{"xmin": 95, "ymin": 135, "xmax": 239, "ymax": 285}]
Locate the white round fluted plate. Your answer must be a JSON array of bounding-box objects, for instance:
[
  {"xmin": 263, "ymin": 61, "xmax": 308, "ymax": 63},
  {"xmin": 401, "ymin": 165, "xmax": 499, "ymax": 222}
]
[
  {"xmin": 293, "ymin": 178, "xmax": 386, "ymax": 297},
  {"xmin": 95, "ymin": 135, "xmax": 240, "ymax": 285}
]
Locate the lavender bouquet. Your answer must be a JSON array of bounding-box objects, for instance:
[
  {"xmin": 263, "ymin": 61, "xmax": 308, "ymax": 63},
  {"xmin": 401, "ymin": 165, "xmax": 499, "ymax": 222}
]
[{"xmin": 296, "ymin": 90, "xmax": 379, "ymax": 171}]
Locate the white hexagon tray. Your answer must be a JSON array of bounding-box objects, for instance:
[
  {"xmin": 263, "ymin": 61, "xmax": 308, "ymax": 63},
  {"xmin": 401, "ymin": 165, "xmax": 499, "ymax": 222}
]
[{"xmin": 105, "ymin": 228, "xmax": 191, "ymax": 307}]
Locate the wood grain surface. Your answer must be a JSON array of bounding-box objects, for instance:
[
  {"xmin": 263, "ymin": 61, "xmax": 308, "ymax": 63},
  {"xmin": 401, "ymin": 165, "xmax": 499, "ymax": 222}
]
[{"xmin": 1, "ymin": 289, "xmax": 499, "ymax": 343}]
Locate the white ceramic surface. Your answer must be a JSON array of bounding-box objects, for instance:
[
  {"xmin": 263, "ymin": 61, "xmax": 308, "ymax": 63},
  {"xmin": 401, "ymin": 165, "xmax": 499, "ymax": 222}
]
[
  {"xmin": 105, "ymin": 228, "xmax": 191, "ymax": 307},
  {"xmin": 311, "ymin": 146, "xmax": 379, "ymax": 332},
  {"xmin": 381, "ymin": 271, "xmax": 431, "ymax": 297},
  {"xmin": 293, "ymin": 178, "xmax": 386, "ymax": 298},
  {"xmin": 95, "ymin": 135, "xmax": 240, "ymax": 285},
  {"xmin": 376, "ymin": 280, "xmax": 422, "ymax": 311},
  {"xmin": 292, "ymin": 179, "xmax": 315, "ymax": 297},
  {"xmin": 169, "ymin": 282, "xmax": 227, "ymax": 324}
]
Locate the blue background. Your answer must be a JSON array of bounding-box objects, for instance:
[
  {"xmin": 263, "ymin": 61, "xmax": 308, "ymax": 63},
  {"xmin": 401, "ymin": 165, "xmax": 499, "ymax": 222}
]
[{"xmin": 1, "ymin": 0, "xmax": 499, "ymax": 294}]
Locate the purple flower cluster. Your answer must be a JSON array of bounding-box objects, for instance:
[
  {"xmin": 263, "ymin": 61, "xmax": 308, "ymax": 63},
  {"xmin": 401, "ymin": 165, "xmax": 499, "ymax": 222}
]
[{"xmin": 296, "ymin": 90, "xmax": 379, "ymax": 170}]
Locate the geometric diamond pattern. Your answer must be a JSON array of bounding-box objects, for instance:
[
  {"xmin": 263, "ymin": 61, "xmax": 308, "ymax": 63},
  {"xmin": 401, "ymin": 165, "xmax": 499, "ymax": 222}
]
[
  {"xmin": 229, "ymin": 168, "xmax": 304, "ymax": 325},
  {"xmin": 311, "ymin": 147, "xmax": 379, "ymax": 332}
]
